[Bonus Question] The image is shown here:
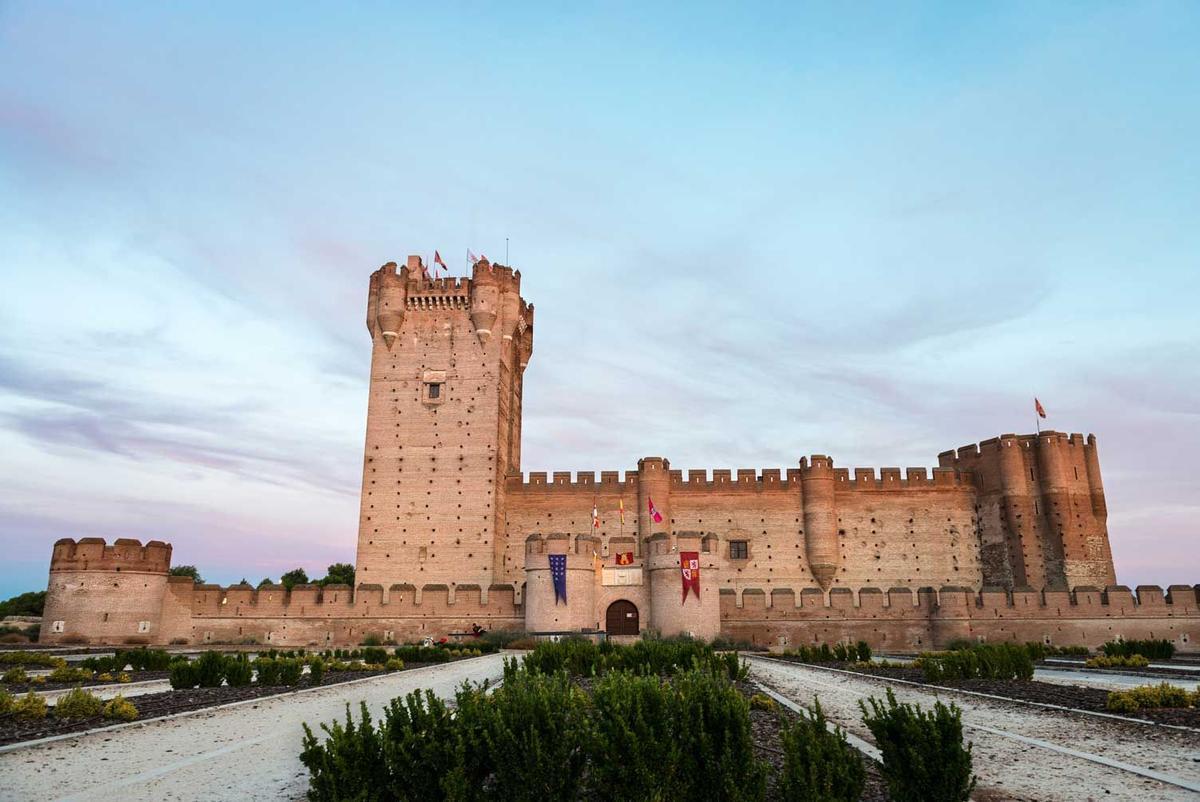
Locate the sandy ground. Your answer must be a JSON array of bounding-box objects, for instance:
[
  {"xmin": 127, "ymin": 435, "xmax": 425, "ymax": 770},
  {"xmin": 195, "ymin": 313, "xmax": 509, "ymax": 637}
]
[
  {"xmin": 750, "ymin": 657, "xmax": 1200, "ymax": 802},
  {"xmin": 0, "ymin": 653, "xmax": 506, "ymax": 801}
]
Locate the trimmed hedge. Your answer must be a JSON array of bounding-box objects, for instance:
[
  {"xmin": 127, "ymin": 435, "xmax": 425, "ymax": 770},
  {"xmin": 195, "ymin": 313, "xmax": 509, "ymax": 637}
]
[
  {"xmin": 513, "ymin": 636, "xmax": 746, "ymax": 680},
  {"xmin": 783, "ymin": 641, "xmax": 871, "ymax": 664},
  {"xmin": 917, "ymin": 643, "xmax": 1034, "ymax": 682},
  {"xmin": 1101, "ymin": 639, "xmax": 1175, "ymax": 660},
  {"xmin": 1086, "ymin": 654, "xmax": 1149, "ymax": 669},
  {"xmin": 1106, "ymin": 682, "xmax": 1198, "ymax": 714}
]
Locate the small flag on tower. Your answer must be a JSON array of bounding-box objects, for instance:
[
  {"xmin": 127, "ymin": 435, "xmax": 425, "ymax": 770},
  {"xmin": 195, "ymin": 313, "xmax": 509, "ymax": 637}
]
[
  {"xmin": 648, "ymin": 497, "xmax": 663, "ymax": 524},
  {"xmin": 549, "ymin": 554, "xmax": 567, "ymax": 605},
  {"xmin": 467, "ymin": 249, "xmax": 479, "ymax": 264},
  {"xmin": 615, "ymin": 551, "xmax": 634, "ymax": 566},
  {"xmin": 433, "ymin": 250, "xmax": 448, "ymax": 277},
  {"xmin": 1035, "ymin": 398, "xmax": 1047, "ymax": 419}
]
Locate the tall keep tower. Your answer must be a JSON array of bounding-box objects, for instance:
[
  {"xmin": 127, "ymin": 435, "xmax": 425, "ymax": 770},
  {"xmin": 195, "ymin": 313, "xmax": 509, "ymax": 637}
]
[{"xmin": 354, "ymin": 256, "xmax": 533, "ymax": 599}]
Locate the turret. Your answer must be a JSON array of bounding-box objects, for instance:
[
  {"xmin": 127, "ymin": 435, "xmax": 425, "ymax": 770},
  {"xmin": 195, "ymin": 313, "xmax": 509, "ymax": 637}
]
[
  {"xmin": 370, "ymin": 259, "xmax": 412, "ymax": 348},
  {"xmin": 801, "ymin": 455, "xmax": 838, "ymax": 589},
  {"xmin": 637, "ymin": 457, "xmax": 672, "ymax": 544},
  {"xmin": 469, "ymin": 261, "xmax": 499, "ymax": 343}
]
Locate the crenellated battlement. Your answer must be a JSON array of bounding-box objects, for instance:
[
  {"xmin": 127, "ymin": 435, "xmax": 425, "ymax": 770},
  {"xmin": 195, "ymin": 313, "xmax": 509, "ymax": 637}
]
[
  {"xmin": 939, "ymin": 430, "xmax": 1099, "ymax": 466},
  {"xmin": 49, "ymin": 537, "xmax": 171, "ymax": 574},
  {"xmin": 506, "ymin": 463, "xmax": 975, "ymax": 493},
  {"xmin": 722, "ymin": 583, "xmax": 1200, "ymax": 613}
]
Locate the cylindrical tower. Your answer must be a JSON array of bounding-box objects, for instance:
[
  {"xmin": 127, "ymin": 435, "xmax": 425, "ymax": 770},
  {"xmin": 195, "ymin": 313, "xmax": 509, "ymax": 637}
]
[
  {"xmin": 523, "ymin": 534, "xmax": 596, "ymax": 633},
  {"xmin": 997, "ymin": 435, "xmax": 1037, "ymax": 587},
  {"xmin": 645, "ymin": 531, "xmax": 720, "ymax": 639},
  {"xmin": 800, "ymin": 455, "xmax": 838, "ymax": 588},
  {"xmin": 637, "ymin": 457, "xmax": 672, "ymax": 546},
  {"xmin": 41, "ymin": 538, "xmax": 172, "ymax": 645}
]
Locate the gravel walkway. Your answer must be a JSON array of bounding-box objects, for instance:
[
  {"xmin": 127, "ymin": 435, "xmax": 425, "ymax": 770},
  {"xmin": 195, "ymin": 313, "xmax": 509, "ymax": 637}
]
[
  {"xmin": 0, "ymin": 653, "xmax": 506, "ymax": 801},
  {"xmin": 750, "ymin": 657, "xmax": 1200, "ymax": 802}
]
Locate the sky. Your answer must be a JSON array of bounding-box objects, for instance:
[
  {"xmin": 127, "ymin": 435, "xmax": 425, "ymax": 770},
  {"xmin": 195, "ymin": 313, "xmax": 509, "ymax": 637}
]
[{"xmin": 1, "ymin": 2, "xmax": 1198, "ymax": 597}]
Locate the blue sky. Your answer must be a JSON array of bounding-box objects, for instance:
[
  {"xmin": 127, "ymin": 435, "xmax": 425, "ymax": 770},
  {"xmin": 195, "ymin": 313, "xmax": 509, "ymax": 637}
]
[{"xmin": 1, "ymin": 2, "xmax": 1198, "ymax": 597}]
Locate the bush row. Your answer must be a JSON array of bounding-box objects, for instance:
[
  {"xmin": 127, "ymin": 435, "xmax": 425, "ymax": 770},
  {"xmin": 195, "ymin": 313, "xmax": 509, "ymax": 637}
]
[
  {"xmin": 782, "ymin": 641, "xmax": 872, "ymax": 664},
  {"xmin": 79, "ymin": 648, "xmax": 173, "ymax": 673},
  {"xmin": 302, "ymin": 668, "xmax": 770, "ymax": 802},
  {"xmin": 0, "ymin": 651, "xmax": 66, "ymax": 669},
  {"xmin": 1101, "ymin": 639, "xmax": 1175, "ymax": 660},
  {"xmin": 1106, "ymin": 682, "xmax": 1200, "ymax": 714},
  {"xmin": 169, "ymin": 653, "xmax": 315, "ymax": 689},
  {"xmin": 916, "ymin": 643, "xmax": 1034, "ymax": 682},
  {"xmin": 1085, "ymin": 654, "xmax": 1150, "ymax": 669},
  {"xmin": 510, "ymin": 636, "xmax": 746, "ymax": 680},
  {"xmin": 300, "ymin": 645, "xmax": 977, "ymax": 802},
  {"xmin": 0, "ymin": 687, "xmax": 138, "ymax": 721}
]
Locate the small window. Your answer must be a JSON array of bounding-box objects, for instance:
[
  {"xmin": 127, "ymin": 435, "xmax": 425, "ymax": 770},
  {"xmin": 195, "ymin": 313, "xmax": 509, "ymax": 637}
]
[
  {"xmin": 52, "ymin": 620, "xmax": 65, "ymax": 633},
  {"xmin": 730, "ymin": 540, "xmax": 749, "ymax": 560},
  {"xmin": 137, "ymin": 620, "xmax": 151, "ymax": 633},
  {"xmin": 428, "ymin": 383, "xmax": 441, "ymax": 399}
]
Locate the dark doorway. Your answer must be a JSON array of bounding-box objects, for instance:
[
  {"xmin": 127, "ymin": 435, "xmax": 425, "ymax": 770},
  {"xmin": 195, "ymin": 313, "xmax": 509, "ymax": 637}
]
[{"xmin": 606, "ymin": 600, "xmax": 639, "ymax": 636}]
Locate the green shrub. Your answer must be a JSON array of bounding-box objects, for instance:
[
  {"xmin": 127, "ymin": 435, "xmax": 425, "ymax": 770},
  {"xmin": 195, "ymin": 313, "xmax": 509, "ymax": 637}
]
[
  {"xmin": 112, "ymin": 648, "xmax": 171, "ymax": 672},
  {"xmin": 385, "ymin": 658, "xmax": 405, "ymax": 671},
  {"xmin": 362, "ymin": 634, "xmax": 383, "ymax": 647},
  {"xmin": 169, "ymin": 660, "xmax": 199, "ymax": 689},
  {"xmin": 1086, "ymin": 654, "xmax": 1150, "ymax": 669},
  {"xmin": 673, "ymin": 669, "xmax": 767, "ymax": 801},
  {"xmin": 588, "ymin": 671, "xmax": 684, "ymax": 800},
  {"xmin": 308, "ymin": 657, "xmax": 326, "ymax": 685},
  {"xmin": 779, "ymin": 698, "xmax": 865, "ymax": 802},
  {"xmin": 195, "ymin": 651, "xmax": 228, "ymax": 687},
  {"xmin": 301, "ymin": 703, "xmax": 389, "ymax": 802},
  {"xmin": 2, "ymin": 666, "xmax": 29, "ymax": 683},
  {"xmin": 1102, "ymin": 639, "xmax": 1174, "ymax": 660},
  {"xmin": 53, "ymin": 686, "xmax": 104, "ymax": 719},
  {"xmin": 14, "ymin": 690, "xmax": 48, "ymax": 719},
  {"xmin": 48, "ymin": 666, "xmax": 94, "ymax": 683},
  {"xmin": 225, "ymin": 654, "xmax": 253, "ymax": 687},
  {"xmin": 0, "ymin": 687, "xmax": 14, "ymax": 714},
  {"xmin": 392, "ymin": 645, "xmax": 451, "ymax": 664},
  {"xmin": 917, "ymin": 643, "xmax": 1033, "ymax": 682},
  {"xmin": 278, "ymin": 658, "xmax": 303, "ymax": 686},
  {"xmin": 748, "ymin": 692, "xmax": 776, "ymax": 712},
  {"xmin": 255, "ymin": 657, "xmax": 280, "ymax": 685},
  {"xmin": 380, "ymin": 690, "xmax": 461, "ymax": 800},
  {"xmin": 860, "ymin": 688, "xmax": 975, "ymax": 802},
  {"xmin": 1106, "ymin": 682, "xmax": 1193, "ymax": 713},
  {"xmin": 361, "ymin": 647, "xmax": 388, "ymax": 665},
  {"xmin": 457, "ymin": 671, "xmax": 593, "ymax": 800},
  {"xmin": 102, "ymin": 695, "xmax": 139, "ymax": 721},
  {"xmin": 117, "ymin": 672, "xmax": 132, "ymax": 683}
]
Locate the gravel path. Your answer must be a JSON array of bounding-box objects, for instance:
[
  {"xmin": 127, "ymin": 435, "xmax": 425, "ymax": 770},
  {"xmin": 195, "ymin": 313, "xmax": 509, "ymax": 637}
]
[
  {"xmin": 0, "ymin": 653, "xmax": 506, "ymax": 801},
  {"xmin": 750, "ymin": 657, "xmax": 1200, "ymax": 802},
  {"xmin": 1035, "ymin": 667, "xmax": 1200, "ymax": 692}
]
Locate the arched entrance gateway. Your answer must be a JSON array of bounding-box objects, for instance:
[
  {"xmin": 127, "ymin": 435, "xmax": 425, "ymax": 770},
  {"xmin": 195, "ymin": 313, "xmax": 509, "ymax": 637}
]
[{"xmin": 605, "ymin": 600, "xmax": 639, "ymax": 636}]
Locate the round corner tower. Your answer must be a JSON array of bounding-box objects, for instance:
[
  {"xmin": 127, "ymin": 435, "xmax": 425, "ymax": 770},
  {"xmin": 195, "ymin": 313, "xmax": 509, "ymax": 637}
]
[{"xmin": 41, "ymin": 537, "xmax": 172, "ymax": 644}]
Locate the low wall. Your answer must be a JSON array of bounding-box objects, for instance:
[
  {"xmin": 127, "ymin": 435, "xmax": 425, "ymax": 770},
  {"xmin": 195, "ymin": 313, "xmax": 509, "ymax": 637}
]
[{"xmin": 720, "ymin": 584, "xmax": 1200, "ymax": 653}]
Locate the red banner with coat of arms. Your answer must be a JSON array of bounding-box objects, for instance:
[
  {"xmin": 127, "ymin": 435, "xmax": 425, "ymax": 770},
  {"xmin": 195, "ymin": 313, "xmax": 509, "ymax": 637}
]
[{"xmin": 680, "ymin": 551, "xmax": 700, "ymax": 602}]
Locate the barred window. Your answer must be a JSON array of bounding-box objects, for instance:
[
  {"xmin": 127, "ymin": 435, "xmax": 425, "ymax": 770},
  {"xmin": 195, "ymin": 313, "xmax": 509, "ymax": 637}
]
[{"xmin": 729, "ymin": 540, "xmax": 749, "ymax": 560}]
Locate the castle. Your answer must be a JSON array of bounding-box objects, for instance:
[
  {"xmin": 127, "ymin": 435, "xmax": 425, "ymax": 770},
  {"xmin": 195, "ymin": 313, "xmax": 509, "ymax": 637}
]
[{"xmin": 39, "ymin": 257, "xmax": 1200, "ymax": 651}]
